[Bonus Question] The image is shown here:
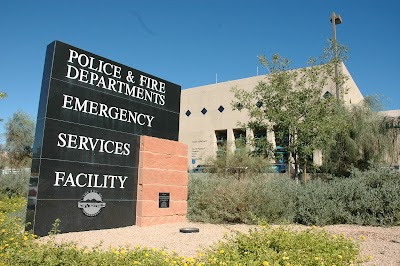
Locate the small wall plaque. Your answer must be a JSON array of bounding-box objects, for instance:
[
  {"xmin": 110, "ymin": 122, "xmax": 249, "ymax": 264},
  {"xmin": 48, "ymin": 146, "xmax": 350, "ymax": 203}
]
[{"xmin": 159, "ymin": 192, "xmax": 170, "ymax": 208}]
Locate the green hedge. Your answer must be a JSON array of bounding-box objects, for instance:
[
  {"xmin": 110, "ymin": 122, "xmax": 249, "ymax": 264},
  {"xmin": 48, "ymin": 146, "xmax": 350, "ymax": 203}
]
[
  {"xmin": 188, "ymin": 174, "xmax": 298, "ymax": 224},
  {"xmin": 188, "ymin": 167, "xmax": 400, "ymax": 226}
]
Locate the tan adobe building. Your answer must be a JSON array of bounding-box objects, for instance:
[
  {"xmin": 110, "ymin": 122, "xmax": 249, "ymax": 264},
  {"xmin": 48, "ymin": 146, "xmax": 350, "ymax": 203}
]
[{"xmin": 178, "ymin": 63, "xmax": 364, "ymax": 170}]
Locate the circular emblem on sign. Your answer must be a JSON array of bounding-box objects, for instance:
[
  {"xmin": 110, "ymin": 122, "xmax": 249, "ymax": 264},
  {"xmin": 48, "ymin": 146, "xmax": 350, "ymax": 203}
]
[{"xmin": 78, "ymin": 190, "xmax": 106, "ymax": 217}]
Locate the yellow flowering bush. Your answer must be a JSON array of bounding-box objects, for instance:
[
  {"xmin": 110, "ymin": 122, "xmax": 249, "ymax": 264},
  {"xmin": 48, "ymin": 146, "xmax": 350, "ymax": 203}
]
[
  {"xmin": 194, "ymin": 224, "xmax": 360, "ymax": 266},
  {"xmin": 0, "ymin": 195, "xmax": 361, "ymax": 265},
  {"xmin": 0, "ymin": 196, "xmax": 186, "ymax": 265}
]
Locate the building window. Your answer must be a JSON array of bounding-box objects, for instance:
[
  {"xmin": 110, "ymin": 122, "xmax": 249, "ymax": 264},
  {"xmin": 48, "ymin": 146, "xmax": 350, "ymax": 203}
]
[
  {"xmin": 215, "ymin": 130, "xmax": 227, "ymax": 157},
  {"xmin": 253, "ymin": 128, "xmax": 267, "ymax": 155},
  {"xmin": 254, "ymin": 128, "xmax": 267, "ymax": 139},
  {"xmin": 275, "ymin": 145, "xmax": 288, "ymax": 173},
  {"xmin": 201, "ymin": 108, "xmax": 207, "ymax": 115},
  {"xmin": 233, "ymin": 128, "xmax": 246, "ymax": 151},
  {"xmin": 273, "ymin": 125, "xmax": 289, "ymax": 147}
]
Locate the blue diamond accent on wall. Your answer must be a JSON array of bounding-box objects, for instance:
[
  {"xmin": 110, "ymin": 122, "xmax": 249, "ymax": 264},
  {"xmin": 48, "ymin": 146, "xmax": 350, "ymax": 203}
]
[
  {"xmin": 218, "ymin": 105, "xmax": 224, "ymax": 113},
  {"xmin": 201, "ymin": 108, "xmax": 207, "ymax": 115},
  {"xmin": 185, "ymin": 110, "xmax": 191, "ymax": 117}
]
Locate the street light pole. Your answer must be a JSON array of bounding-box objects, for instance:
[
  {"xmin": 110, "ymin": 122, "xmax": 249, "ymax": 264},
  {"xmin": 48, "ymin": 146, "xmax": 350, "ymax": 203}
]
[{"xmin": 330, "ymin": 12, "xmax": 342, "ymax": 100}]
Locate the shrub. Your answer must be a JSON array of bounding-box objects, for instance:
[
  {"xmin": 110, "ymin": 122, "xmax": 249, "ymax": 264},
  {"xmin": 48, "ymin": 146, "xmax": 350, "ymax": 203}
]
[
  {"xmin": 5, "ymin": 242, "xmax": 185, "ymax": 266},
  {"xmin": 0, "ymin": 171, "xmax": 29, "ymax": 198},
  {"xmin": 189, "ymin": 166, "xmax": 400, "ymax": 226},
  {"xmin": 0, "ymin": 196, "xmax": 188, "ymax": 265},
  {"xmin": 0, "ymin": 196, "xmax": 36, "ymax": 264},
  {"xmin": 247, "ymin": 175, "xmax": 297, "ymax": 224},
  {"xmin": 0, "ymin": 196, "xmax": 361, "ymax": 266},
  {"xmin": 295, "ymin": 178, "xmax": 356, "ymax": 225},
  {"xmin": 195, "ymin": 224, "xmax": 360, "ymax": 266},
  {"xmin": 295, "ymin": 166, "xmax": 400, "ymax": 226},
  {"xmin": 204, "ymin": 141, "xmax": 273, "ymax": 178},
  {"xmin": 345, "ymin": 166, "xmax": 400, "ymax": 225},
  {"xmin": 188, "ymin": 174, "xmax": 255, "ymax": 224},
  {"xmin": 188, "ymin": 174, "xmax": 297, "ymax": 224}
]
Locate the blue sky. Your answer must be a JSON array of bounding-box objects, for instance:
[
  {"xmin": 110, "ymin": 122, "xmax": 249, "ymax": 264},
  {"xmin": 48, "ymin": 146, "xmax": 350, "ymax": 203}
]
[{"xmin": 0, "ymin": 1, "xmax": 399, "ymax": 142}]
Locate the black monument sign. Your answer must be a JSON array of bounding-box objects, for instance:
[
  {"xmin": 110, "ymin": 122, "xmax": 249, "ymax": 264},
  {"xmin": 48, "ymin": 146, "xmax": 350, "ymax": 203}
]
[{"xmin": 26, "ymin": 41, "xmax": 181, "ymax": 236}]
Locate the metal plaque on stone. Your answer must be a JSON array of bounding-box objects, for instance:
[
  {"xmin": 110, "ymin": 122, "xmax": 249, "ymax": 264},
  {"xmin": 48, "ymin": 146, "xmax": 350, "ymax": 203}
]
[{"xmin": 159, "ymin": 192, "xmax": 170, "ymax": 208}]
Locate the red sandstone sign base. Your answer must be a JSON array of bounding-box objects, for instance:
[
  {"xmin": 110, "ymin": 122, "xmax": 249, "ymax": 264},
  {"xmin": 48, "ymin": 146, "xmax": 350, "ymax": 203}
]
[{"xmin": 136, "ymin": 136, "xmax": 188, "ymax": 227}]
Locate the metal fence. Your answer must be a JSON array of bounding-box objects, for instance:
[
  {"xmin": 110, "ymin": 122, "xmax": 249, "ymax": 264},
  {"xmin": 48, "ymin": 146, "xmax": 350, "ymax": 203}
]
[{"xmin": 0, "ymin": 168, "xmax": 30, "ymax": 176}]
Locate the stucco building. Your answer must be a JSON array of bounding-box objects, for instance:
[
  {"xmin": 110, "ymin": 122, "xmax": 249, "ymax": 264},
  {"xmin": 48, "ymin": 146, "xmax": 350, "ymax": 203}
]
[{"xmin": 178, "ymin": 63, "xmax": 365, "ymax": 170}]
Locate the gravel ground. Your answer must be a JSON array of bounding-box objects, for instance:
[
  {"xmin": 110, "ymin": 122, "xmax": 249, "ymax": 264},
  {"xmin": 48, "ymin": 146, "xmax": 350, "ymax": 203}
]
[
  {"xmin": 323, "ymin": 224, "xmax": 400, "ymax": 266},
  {"xmin": 44, "ymin": 222, "xmax": 400, "ymax": 265}
]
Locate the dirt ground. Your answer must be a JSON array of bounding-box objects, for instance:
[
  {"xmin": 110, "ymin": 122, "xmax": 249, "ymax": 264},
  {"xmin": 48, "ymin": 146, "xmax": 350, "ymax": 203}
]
[
  {"xmin": 324, "ymin": 224, "xmax": 400, "ymax": 265},
  {"xmin": 47, "ymin": 222, "xmax": 400, "ymax": 265}
]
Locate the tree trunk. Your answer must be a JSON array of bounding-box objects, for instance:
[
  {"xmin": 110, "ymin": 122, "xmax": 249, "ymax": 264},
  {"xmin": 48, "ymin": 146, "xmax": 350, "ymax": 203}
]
[
  {"xmin": 294, "ymin": 154, "xmax": 299, "ymax": 184},
  {"xmin": 303, "ymin": 161, "xmax": 307, "ymax": 183},
  {"xmin": 288, "ymin": 151, "xmax": 291, "ymax": 178}
]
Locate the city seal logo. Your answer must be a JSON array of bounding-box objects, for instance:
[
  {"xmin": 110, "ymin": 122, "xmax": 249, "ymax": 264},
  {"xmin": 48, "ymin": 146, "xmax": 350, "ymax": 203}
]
[{"xmin": 78, "ymin": 190, "xmax": 106, "ymax": 217}]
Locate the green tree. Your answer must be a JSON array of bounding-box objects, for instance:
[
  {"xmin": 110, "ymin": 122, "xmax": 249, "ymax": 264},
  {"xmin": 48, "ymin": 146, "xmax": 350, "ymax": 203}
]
[
  {"xmin": 0, "ymin": 92, "xmax": 6, "ymax": 122},
  {"xmin": 232, "ymin": 41, "xmax": 349, "ymax": 181},
  {"xmin": 5, "ymin": 111, "xmax": 35, "ymax": 168},
  {"xmin": 322, "ymin": 96, "xmax": 400, "ymax": 175},
  {"xmin": 0, "ymin": 144, "xmax": 7, "ymax": 169}
]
